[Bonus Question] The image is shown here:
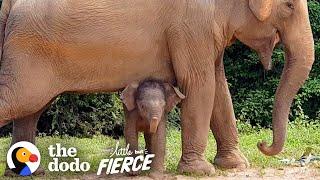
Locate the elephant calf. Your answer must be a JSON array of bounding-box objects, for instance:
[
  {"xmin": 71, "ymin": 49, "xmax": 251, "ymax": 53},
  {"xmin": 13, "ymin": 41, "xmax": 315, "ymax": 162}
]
[{"xmin": 121, "ymin": 79, "xmax": 185, "ymax": 173}]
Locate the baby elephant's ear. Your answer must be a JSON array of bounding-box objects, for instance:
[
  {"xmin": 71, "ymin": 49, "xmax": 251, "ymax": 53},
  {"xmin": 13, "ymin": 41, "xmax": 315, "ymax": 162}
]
[
  {"xmin": 120, "ymin": 82, "xmax": 139, "ymax": 111},
  {"xmin": 164, "ymin": 83, "xmax": 186, "ymax": 111}
]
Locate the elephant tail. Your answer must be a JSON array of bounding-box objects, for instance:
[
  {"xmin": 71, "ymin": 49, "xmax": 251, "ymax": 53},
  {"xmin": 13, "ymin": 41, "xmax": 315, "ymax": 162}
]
[{"xmin": 0, "ymin": 0, "xmax": 12, "ymax": 62}]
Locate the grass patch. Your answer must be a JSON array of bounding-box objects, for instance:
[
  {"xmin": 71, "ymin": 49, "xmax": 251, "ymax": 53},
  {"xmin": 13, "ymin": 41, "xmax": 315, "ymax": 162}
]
[{"xmin": 0, "ymin": 122, "xmax": 319, "ymax": 178}]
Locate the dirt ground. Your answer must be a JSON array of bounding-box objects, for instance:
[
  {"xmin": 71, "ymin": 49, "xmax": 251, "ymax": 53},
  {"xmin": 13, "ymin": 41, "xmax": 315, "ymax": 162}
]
[{"xmin": 68, "ymin": 167, "xmax": 320, "ymax": 180}]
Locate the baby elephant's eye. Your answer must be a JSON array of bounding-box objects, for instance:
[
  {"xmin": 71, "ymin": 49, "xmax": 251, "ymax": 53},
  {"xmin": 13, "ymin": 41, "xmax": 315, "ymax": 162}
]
[
  {"xmin": 286, "ymin": 2, "xmax": 294, "ymax": 10},
  {"xmin": 140, "ymin": 104, "xmax": 145, "ymax": 110}
]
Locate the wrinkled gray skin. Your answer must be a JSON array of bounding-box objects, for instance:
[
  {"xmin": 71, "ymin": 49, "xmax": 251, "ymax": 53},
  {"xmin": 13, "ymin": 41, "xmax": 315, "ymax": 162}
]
[{"xmin": 121, "ymin": 80, "xmax": 185, "ymax": 174}]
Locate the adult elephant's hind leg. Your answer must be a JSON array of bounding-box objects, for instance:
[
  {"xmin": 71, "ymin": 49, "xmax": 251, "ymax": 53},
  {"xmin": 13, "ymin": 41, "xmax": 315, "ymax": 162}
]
[
  {"xmin": 0, "ymin": 54, "xmax": 58, "ymax": 176},
  {"xmin": 211, "ymin": 57, "xmax": 249, "ymax": 169},
  {"xmin": 4, "ymin": 110, "xmax": 46, "ymax": 176}
]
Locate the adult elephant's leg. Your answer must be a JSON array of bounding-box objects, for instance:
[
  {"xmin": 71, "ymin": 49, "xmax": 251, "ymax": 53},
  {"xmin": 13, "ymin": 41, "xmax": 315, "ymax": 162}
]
[
  {"xmin": 168, "ymin": 28, "xmax": 217, "ymax": 175},
  {"xmin": 210, "ymin": 54, "xmax": 249, "ymax": 169},
  {"xmin": 177, "ymin": 71, "xmax": 216, "ymax": 175},
  {"xmin": 4, "ymin": 110, "xmax": 46, "ymax": 176}
]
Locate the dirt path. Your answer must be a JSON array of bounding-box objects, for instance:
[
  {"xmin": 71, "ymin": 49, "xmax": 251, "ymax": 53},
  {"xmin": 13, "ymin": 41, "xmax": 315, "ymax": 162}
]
[{"xmin": 70, "ymin": 167, "xmax": 320, "ymax": 180}]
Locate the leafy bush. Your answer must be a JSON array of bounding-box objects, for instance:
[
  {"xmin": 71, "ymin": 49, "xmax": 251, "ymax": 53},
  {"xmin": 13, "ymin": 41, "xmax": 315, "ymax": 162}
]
[
  {"xmin": 309, "ymin": 0, "xmax": 320, "ymax": 40},
  {"xmin": 38, "ymin": 93, "xmax": 124, "ymax": 138}
]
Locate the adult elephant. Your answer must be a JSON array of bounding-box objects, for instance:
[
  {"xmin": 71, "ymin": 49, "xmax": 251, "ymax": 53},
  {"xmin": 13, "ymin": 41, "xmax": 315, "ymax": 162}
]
[{"xmin": 0, "ymin": 0, "xmax": 314, "ymax": 175}]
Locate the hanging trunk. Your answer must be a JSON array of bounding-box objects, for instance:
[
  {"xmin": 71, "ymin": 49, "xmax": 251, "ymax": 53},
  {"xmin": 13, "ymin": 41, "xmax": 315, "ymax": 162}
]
[{"xmin": 258, "ymin": 20, "xmax": 315, "ymax": 156}]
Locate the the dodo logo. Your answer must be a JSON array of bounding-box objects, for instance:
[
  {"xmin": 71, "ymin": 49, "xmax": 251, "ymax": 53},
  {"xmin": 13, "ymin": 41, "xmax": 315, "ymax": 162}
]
[{"xmin": 7, "ymin": 141, "xmax": 41, "ymax": 176}]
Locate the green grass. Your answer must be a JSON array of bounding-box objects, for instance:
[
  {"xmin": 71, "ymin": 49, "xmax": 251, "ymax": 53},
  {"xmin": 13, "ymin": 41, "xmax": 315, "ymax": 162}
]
[{"xmin": 0, "ymin": 122, "xmax": 320, "ymax": 178}]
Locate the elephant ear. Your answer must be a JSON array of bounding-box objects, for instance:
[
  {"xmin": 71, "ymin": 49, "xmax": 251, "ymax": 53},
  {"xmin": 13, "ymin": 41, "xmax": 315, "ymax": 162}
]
[
  {"xmin": 249, "ymin": 0, "xmax": 273, "ymax": 21},
  {"xmin": 164, "ymin": 83, "xmax": 186, "ymax": 112},
  {"xmin": 120, "ymin": 82, "xmax": 139, "ymax": 111}
]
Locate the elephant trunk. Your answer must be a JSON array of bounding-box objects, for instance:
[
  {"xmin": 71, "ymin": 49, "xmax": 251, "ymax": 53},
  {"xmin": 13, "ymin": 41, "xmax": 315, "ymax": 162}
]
[
  {"xmin": 149, "ymin": 107, "xmax": 162, "ymax": 133},
  {"xmin": 258, "ymin": 25, "xmax": 314, "ymax": 156},
  {"xmin": 149, "ymin": 117, "xmax": 160, "ymax": 133}
]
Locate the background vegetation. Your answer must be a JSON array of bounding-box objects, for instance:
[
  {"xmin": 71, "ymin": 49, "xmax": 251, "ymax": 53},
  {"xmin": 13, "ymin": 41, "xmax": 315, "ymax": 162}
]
[{"xmin": 0, "ymin": 0, "xmax": 319, "ymax": 137}]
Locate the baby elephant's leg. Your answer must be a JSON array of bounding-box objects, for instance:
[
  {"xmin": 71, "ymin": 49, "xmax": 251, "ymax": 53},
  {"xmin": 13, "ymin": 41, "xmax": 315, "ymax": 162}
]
[
  {"xmin": 123, "ymin": 107, "xmax": 139, "ymax": 175},
  {"xmin": 144, "ymin": 119, "xmax": 166, "ymax": 173},
  {"xmin": 124, "ymin": 107, "xmax": 139, "ymax": 153}
]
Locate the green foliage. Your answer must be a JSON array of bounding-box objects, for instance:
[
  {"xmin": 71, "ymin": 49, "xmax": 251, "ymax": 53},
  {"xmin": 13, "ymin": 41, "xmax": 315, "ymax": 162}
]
[
  {"xmin": 309, "ymin": 0, "xmax": 320, "ymax": 40},
  {"xmin": 234, "ymin": 89, "xmax": 274, "ymax": 127},
  {"xmin": 38, "ymin": 93, "xmax": 124, "ymax": 138}
]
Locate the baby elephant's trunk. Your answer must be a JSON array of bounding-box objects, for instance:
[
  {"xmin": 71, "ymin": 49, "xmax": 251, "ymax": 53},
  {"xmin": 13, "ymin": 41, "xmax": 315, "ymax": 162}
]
[{"xmin": 149, "ymin": 117, "xmax": 160, "ymax": 133}]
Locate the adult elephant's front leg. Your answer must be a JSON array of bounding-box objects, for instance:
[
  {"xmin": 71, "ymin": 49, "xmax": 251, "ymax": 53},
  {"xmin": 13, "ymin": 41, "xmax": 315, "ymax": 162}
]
[
  {"xmin": 210, "ymin": 54, "xmax": 249, "ymax": 169},
  {"xmin": 178, "ymin": 83, "xmax": 216, "ymax": 175},
  {"xmin": 4, "ymin": 111, "xmax": 45, "ymax": 176},
  {"xmin": 168, "ymin": 28, "xmax": 217, "ymax": 175}
]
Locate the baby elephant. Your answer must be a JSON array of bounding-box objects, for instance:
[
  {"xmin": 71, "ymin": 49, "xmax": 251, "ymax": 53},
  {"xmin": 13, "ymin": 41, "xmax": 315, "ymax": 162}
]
[{"xmin": 121, "ymin": 79, "xmax": 185, "ymax": 173}]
